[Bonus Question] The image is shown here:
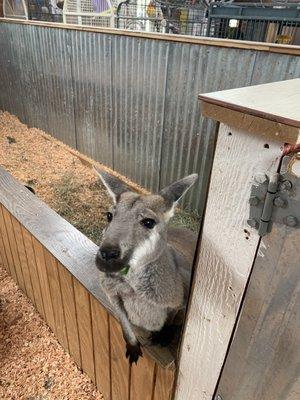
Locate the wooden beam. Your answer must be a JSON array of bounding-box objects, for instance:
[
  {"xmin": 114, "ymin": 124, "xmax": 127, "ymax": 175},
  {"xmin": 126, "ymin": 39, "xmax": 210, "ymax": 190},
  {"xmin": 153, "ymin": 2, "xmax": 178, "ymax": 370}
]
[
  {"xmin": 175, "ymin": 124, "xmax": 283, "ymax": 400},
  {"xmin": 216, "ymin": 184, "xmax": 300, "ymax": 399},
  {"xmin": 1, "ymin": 18, "xmax": 300, "ymax": 56},
  {"xmin": 0, "ymin": 166, "xmax": 175, "ymax": 369},
  {"xmin": 200, "ymin": 79, "xmax": 300, "ymax": 145},
  {"xmin": 201, "ymin": 102, "xmax": 300, "ymax": 145}
]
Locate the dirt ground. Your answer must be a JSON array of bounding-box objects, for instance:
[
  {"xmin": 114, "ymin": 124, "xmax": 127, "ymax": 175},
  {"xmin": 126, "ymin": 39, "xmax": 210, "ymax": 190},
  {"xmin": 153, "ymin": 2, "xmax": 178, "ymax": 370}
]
[
  {"xmin": 0, "ymin": 111, "xmax": 200, "ymax": 241},
  {"xmin": 0, "ymin": 111, "xmax": 111, "ymax": 245},
  {"xmin": 0, "ymin": 263, "xmax": 103, "ymax": 400}
]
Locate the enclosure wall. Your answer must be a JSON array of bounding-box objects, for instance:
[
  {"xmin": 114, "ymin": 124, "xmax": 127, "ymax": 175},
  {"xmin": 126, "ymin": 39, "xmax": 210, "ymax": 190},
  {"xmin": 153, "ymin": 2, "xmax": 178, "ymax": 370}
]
[
  {"xmin": 0, "ymin": 20, "xmax": 300, "ymax": 213},
  {"xmin": 0, "ymin": 166, "xmax": 175, "ymax": 400}
]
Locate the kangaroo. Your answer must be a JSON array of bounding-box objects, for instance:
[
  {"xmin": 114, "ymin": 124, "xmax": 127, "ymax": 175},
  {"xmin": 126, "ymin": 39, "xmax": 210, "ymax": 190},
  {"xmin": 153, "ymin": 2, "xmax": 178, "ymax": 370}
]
[{"xmin": 94, "ymin": 167, "xmax": 198, "ymax": 364}]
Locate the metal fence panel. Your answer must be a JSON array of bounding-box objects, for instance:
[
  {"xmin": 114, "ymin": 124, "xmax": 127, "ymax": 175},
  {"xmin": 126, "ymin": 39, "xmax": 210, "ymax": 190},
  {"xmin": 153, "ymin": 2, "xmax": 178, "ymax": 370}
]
[
  {"xmin": 70, "ymin": 30, "xmax": 114, "ymax": 167},
  {"xmin": 110, "ymin": 35, "xmax": 169, "ymax": 192},
  {"xmin": 0, "ymin": 22, "xmax": 300, "ymax": 213}
]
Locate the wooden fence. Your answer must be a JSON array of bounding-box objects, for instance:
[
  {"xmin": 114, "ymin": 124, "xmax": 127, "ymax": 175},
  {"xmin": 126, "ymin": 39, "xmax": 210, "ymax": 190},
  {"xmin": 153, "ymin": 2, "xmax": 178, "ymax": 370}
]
[{"xmin": 0, "ymin": 166, "xmax": 175, "ymax": 400}]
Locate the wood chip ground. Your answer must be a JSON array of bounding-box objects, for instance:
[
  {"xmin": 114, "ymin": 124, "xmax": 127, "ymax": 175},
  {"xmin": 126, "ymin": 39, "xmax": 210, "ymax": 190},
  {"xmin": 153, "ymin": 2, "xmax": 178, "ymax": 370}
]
[{"xmin": 0, "ymin": 263, "xmax": 103, "ymax": 400}]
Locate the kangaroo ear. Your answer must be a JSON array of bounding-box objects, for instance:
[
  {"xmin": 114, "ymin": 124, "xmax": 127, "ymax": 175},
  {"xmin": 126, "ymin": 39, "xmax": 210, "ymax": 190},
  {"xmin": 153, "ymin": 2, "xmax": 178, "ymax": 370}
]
[
  {"xmin": 94, "ymin": 166, "xmax": 131, "ymax": 203},
  {"xmin": 160, "ymin": 174, "xmax": 198, "ymax": 208}
]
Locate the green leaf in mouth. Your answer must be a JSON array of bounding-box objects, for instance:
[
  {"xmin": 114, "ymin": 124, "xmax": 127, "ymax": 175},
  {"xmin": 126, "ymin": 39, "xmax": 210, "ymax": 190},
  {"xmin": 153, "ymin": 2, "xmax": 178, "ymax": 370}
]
[{"xmin": 119, "ymin": 265, "xmax": 130, "ymax": 276}]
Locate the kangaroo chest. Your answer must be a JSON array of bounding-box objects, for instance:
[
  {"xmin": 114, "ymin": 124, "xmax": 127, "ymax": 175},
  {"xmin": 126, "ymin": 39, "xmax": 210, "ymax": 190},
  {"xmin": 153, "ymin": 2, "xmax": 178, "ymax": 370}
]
[{"xmin": 100, "ymin": 270, "xmax": 169, "ymax": 332}]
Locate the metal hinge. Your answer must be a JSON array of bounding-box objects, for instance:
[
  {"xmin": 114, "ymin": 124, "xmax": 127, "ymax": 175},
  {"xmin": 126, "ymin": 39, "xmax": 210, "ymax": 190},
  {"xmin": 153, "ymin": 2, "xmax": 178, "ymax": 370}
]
[{"xmin": 248, "ymin": 170, "xmax": 300, "ymax": 237}]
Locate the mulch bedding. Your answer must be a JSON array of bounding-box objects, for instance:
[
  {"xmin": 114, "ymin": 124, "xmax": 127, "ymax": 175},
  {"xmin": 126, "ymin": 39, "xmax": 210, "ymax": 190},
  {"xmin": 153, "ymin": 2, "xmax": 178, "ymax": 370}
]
[
  {"xmin": 0, "ymin": 111, "xmax": 111, "ymax": 245},
  {"xmin": 0, "ymin": 263, "xmax": 103, "ymax": 400},
  {"xmin": 0, "ymin": 112, "xmax": 112, "ymax": 399}
]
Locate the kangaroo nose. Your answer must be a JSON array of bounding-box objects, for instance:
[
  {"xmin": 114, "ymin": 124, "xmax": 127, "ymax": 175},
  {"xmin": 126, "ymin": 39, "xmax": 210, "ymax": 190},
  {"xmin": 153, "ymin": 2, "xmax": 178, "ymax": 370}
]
[{"xmin": 100, "ymin": 247, "xmax": 120, "ymax": 261}]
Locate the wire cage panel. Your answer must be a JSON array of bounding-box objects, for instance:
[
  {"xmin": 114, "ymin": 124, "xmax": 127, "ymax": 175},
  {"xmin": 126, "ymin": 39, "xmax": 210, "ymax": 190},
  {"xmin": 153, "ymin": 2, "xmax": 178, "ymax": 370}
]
[
  {"xmin": 3, "ymin": 0, "xmax": 28, "ymax": 19},
  {"xmin": 207, "ymin": 3, "xmax": 300, "ymax": 45},
  {"xmin": 28, "ymin": 0, "xmax": 63, "ymax": 22},
  {"xmin": 116, "ymin": 0, "xmax": 208, "ymax": 35},
  {"xmin": 63, "ymin": 0, "xmax": 115, "ymax": 27}
]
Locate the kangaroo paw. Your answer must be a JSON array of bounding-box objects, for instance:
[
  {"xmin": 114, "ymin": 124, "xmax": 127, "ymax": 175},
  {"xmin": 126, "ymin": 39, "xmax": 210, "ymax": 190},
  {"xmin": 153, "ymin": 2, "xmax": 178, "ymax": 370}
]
[
  {"xmin": 151, "ymin": 325, "xmax": 177, "ymax": 347},
  {"xmin": 125, "ymin": 342, "xmax": 143, "ymax": 364}
]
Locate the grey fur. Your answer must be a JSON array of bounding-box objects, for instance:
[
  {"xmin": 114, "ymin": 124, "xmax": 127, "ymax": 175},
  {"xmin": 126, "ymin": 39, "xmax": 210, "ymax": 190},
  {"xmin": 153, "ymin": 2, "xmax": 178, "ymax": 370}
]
[{"xmin": 94, "ymin": 167, "xmax": 197, "ymax": 363}]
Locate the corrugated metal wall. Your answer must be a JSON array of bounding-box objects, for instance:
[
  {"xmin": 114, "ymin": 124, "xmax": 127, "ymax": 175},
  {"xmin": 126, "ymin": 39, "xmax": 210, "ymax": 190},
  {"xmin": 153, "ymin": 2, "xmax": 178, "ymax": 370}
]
[{"xmin": 1, "ymin": 22, "xmax": 300, "ymax": 213}]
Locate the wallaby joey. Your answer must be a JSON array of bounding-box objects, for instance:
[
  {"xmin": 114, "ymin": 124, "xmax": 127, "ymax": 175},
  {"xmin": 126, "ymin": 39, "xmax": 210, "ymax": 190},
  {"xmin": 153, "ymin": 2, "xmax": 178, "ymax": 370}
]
[{"xmin": 94, "ymin": 167, "xmax": 198, "ymax": 364}]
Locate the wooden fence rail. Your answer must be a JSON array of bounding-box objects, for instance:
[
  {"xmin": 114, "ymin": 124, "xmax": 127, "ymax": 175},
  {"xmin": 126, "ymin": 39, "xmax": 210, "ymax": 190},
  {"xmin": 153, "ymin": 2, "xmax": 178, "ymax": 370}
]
[{"xmin": 0, "ymin": 166, "xmax": 175, "ymax": 400}]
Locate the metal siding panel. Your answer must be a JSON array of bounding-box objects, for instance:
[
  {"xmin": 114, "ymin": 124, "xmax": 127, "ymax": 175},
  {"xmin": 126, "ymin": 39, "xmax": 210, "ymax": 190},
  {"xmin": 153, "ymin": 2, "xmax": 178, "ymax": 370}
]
[
  {"xmin": 34, "ymin": 26, "xmax": 76, "ymax": 147},
  {"xmin": 2, "ymin": 24, "xmax": 76, "ymax": 146},
  {"xmin": 111, "ymin": 35, "xmax": 168, "ymax": 192},
  {"xmin": 160, "ymin": 45, "xmax": 257, "ymax": 212},
  {"xmin": 1, "ymin": 22, "xmax": 300, "ymax": 212},
  {"xmin": 251, "ymin": 51, "xmax": 300, "ymax": 85},
  {"xmin": 70, "ymin": 30, "xmax": 114, "ymax": 167}
]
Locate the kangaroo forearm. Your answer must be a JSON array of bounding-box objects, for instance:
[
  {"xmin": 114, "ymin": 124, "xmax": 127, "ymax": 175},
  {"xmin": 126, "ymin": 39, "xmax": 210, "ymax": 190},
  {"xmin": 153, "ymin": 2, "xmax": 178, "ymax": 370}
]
[{"xmin": 109, "ymin": 295, "xmax": 138, "ymax": 345}]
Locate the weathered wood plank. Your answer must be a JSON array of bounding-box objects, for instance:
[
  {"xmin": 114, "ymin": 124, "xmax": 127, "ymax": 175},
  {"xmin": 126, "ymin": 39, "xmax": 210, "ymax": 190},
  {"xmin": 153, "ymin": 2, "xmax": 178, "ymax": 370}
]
[
  {"xmin": 90, "ymin": 295, "xmax": 111, "ymax": 400},
  {"xmin": 217, "ymin": 165, "xmax": 300, "ymax": 400},
  {"xmin": 73, "ymin": 278, "xmax": 96, "ymax": 383},
  {"xmin": 11, "ymin": 217, "xmax": 35, "ymax": 303},
  {"xmin": 31, "ymin": 237, "xmax": 56, "ymax": 331},
  {"xmin": 200, "ymin": 79, "xmax": 300, "ymax": 129},
  {"xmin": 3, "ymin": 206, "xmax": 26, "ymax": 290},
  {"xmin": 153, "ymin": 365, "xmax": 174, "ymax": 400},
  {"xmin": 21, "ymin": 227, "xmax": 45, "ymax": 316},
  {"xmin": 175, "ymin": 124, "xmax": 283, "ymax": 400},
  {"xmin": 43, "ymin": 249, "xmax": 69, "ymax": 350},
  {"xmin": 110, "ymin": 315, "xmax": 130, "ymax": 400},
  {"xmin": 58, "ymin": 264, "xmax": 82, "ymax": 367},
  {"xmin": 201, "ymin": 101, "xmax": 300, "ymax": 145},
  {"xmin": 2, "ymin": 18, "xmax": 300, "ymax": 56},
  {"xmin": 130, "ymin": 354, "xmax": 155, "ymax": 400},
  {"xmin": 0, "ymin": 206, "xmax": 16, "ymax": 278},
  {"xmin": 0, "ymin": 166, "xmax": 174, "ymax": 369},
  {"xmin": 0, "ymin": 166, "xmax": 112, "ymax": 311},
  {"xmin": 0, "ymin": 206, "xmax": 22, "ymax": 285},
  {"xmin": 0, "ymin": 219, "xmax": 9, "ymax": 273}
]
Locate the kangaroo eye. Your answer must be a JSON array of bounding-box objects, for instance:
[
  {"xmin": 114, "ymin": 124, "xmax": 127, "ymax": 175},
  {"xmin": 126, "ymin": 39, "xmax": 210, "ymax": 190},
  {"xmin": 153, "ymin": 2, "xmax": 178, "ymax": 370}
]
[
  {"xmin": 140, "ymin": 218, "xmax": 156, "ymax": 229},
  {"xmin": 106, "ymin": 212, "xmax": 113, "ymax": 222}
]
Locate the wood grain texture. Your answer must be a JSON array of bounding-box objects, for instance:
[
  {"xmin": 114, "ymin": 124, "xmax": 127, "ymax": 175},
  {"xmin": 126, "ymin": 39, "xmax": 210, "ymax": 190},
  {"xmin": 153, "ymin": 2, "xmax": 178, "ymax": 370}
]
[
  {"xmin": 201, "ymin": 101, "xmax": 300, "ymax": 145},
  {"xmin": 73, "ymin": 278, "xmax": 96, "ymax": 383},
  {"xmin": 11, "ymin": 217, "xmax": 35, "ymax": 303},
  {"xmin": 217, "ymin": 173, "xmax": 300, "ymax": 400},
  {"xmin": 43, "ymin": 249, "xmax": 69, "ymax": 350},
  {"xmin": 1, "ymin": 18, "xmax": 300, "ymax": 55},
  {"xmin": 0, "ymin": 206, "xmax": 16, "ymax": 279},
  {"xmin": 21, "ymin": 226, "xmax": 45, "ymax": 317},
  {"xmin": 109, "ymin": 315, "xmax": 130, "ymax": 400},
  {"xmin": 90, "ymin": 295, "xmax": 111, "ymax": 400},
  {"xmin": 153, "ymin": 365, "xmax": 175, "ymax": 400},
  {"xmin": 200, "ymin": 79, "xmax": 300, "ymax": 129},
  {"xmin": 58, "ymin": 264, "xmax": 82, "ymax": 367},
  {"xmin": 2, "ymin": 206, "xmax": 25, "ymax": 290},
  {"xmin": 0, "ymin": 166, "xmax": 174, "ymax": 369},
  {"xmin": 175, "ymin": 124, "xmax": 283, "ymax": 400},
  {"xmin": 0, "ymin": 217, "xmax": 9, "ymax": 272},
  {"xmin": 130, "ymin": 352, "xmax": 155, "ymax": 400},
  {"xmin": 32, "ymin": 237, "xmax": 56, "ymax": 331}
]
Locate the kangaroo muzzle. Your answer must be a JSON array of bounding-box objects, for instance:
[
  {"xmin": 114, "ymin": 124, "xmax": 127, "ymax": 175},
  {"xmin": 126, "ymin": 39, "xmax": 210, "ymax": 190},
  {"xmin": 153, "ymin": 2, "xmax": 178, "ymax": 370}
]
[{"xmin": 95, "ymin": 242, "xmax": 127, "ymax": 273}]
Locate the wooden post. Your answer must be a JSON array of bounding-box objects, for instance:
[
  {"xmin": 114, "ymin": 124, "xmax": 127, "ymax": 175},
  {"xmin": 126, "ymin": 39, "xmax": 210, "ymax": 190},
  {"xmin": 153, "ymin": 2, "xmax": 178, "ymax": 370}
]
[{"xmin": 175, "ymin": 79, "xmax": 300, "ymax": 400}]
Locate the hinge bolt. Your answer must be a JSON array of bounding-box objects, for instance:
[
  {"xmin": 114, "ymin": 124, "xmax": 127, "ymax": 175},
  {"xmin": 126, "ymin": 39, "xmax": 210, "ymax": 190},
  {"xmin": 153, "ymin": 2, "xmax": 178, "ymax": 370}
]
[
  {"xmin": 249, "ymin": 196, "xmax": 260, "ymax": 206},
  {"xmin": 279, "ymin": 180, "xmax": 292, "ymax": 191},
  {"xmin": 254, "ymin": 173, "xmax": 268, "ymax": 184},
  {"xmin": 284, "ymin": 216, "xmax": 298, "ymax": 227},
  {"xmin": 273, "ymin": 197, "xmax": 286, "ymax": 207},
  {"xmin": 247, "ymin": 218, "xmax": 258, "ymax": 228}
]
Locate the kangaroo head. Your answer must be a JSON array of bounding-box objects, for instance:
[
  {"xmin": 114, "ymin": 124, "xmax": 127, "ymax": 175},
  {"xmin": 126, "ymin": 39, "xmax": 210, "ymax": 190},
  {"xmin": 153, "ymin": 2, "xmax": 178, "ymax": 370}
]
[{"xmin": 94, "ymin": 167, "xmax": 198, "ymax": 273}]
